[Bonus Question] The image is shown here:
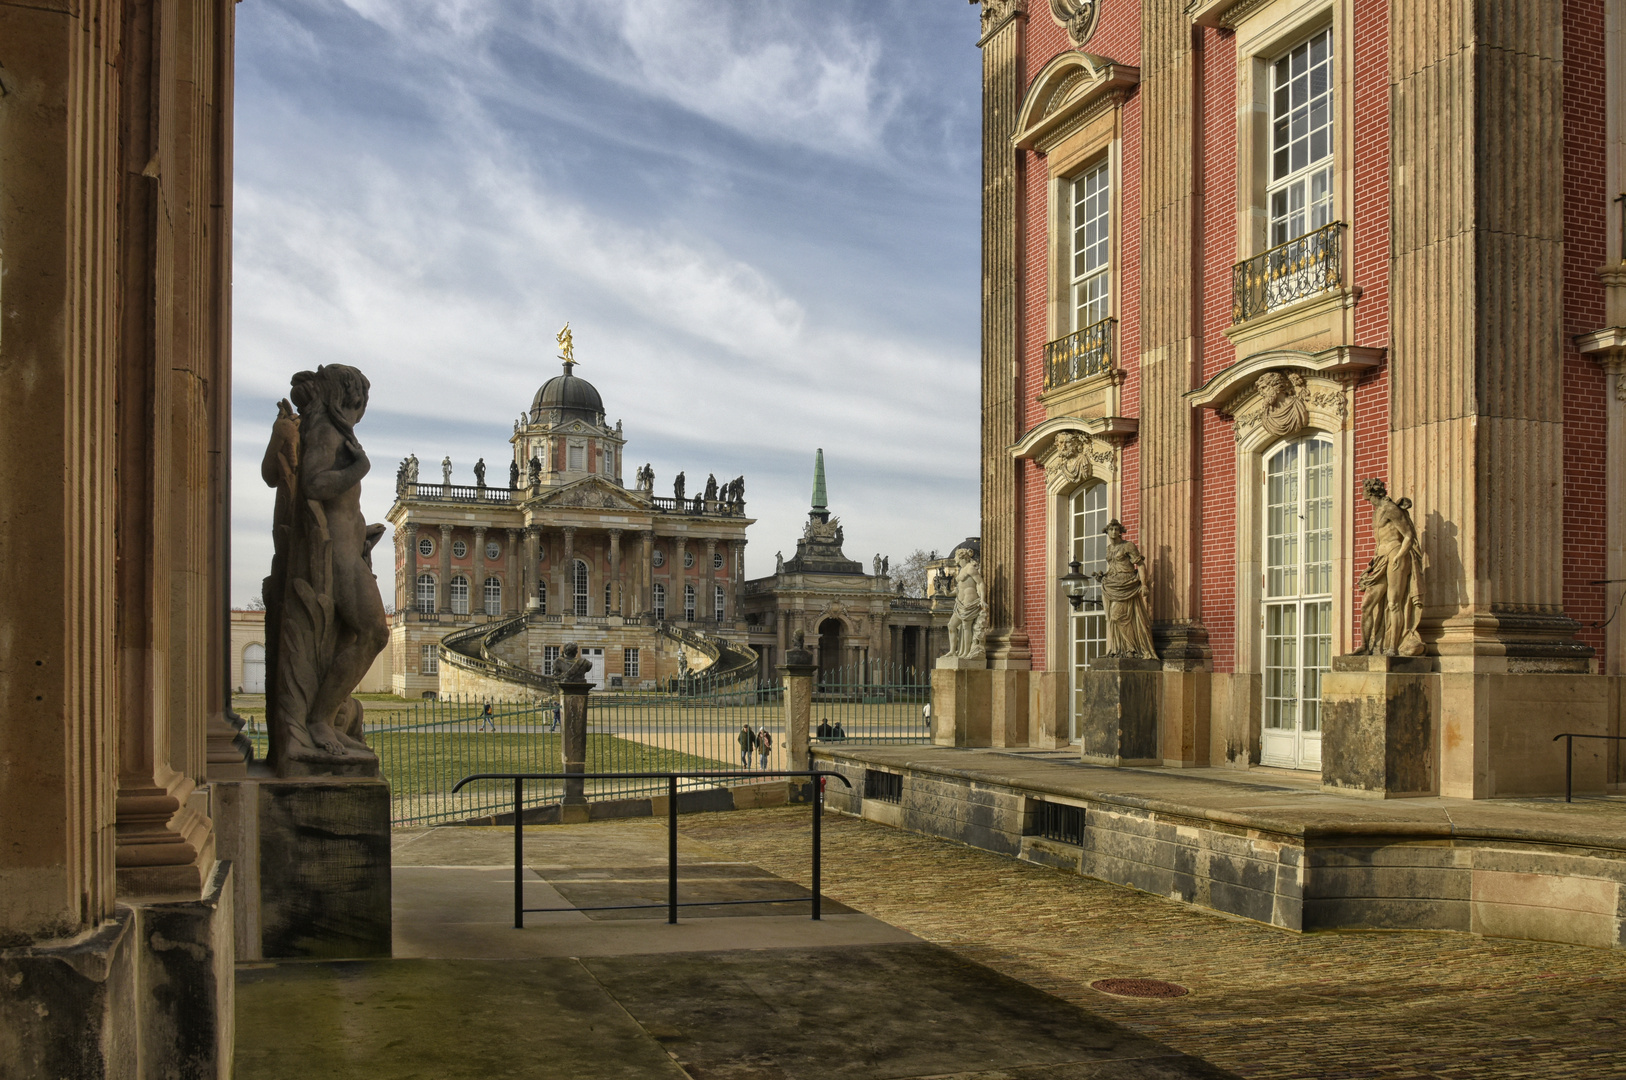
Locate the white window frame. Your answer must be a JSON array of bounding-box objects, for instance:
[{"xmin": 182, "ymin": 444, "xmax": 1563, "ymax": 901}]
[
  {"xmin": 1266, "ymin": 26, "xmax": 1335, "ymax": 250},
  {"xmin": 451, "ymin": 539, "xmax": 467, "ymax": 559},
  {"xmin": 544, "ymin": 645, "xmax": 560, "ymax": 676},
  {"xmin": 416, "ymin": 574, "xmax": 436, "ymax": 611},
  {"xmin": 573, "ymin": 560, "xmax": 589, "ymax": 617},
  {"xmin": 624, "ymin": 647, "xmax": 640, "ymax": 680},
  {"xmin": 604, "ymin": 582, "xmax": 613, "ymax": 616},
  {"xmin": 568, "ymin": 441, "xmax": 585, "ymax": 471},
  {"xmin": 1068, "ymin": 482, "xmax": 1110, "ymax": 744},
  {"xmin": 537, "ymin": 580, "xmax": 547, "ymax": 616},
  {"xmin": 418, "ymin": 537, "xmax": 434, "ymax": 557},
  {"xmin": 485, "ymin": 540, "xmax": 501, "ymax": 561},
  {"xmin": 450, "ymin": 575, "xmax": 469, "ymax": 616},
  {"xmin": 714, "ymin": 584, "xmax": 726, "ymax": 623},
  {"xmin": 652, "ymin": 582, "xmax": 667, "ymax": 621},
  {"xmin": 420, "ymin": 642, "xmax": 438, "ymax": 675},
  {"xmin": 1069, "ymin": 159, "xmax": 1111, "ymax": 333},
  {"xmin": 683, "ymin": 584, "xmax": 695, "ymax": 622},
  {"xmin": 483, "ymin": 576, "xmax": 502, "ymax": 616}
]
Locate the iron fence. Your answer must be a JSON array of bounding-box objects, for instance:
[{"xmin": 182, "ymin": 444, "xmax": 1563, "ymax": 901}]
[
  {"xmin": 241, "ymin": 674, "xmax": 787, "ymax": 826},
  {"xmin": 810, "ymin": 661, "xmax": 932, "ymax": 745}
]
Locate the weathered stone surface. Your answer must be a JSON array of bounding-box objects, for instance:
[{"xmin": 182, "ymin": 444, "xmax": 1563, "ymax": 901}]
[
  {"xmin": 259, "ymin": 779, "xmax": 391, "ymax": 959},
  {"xmin": 1079, "ymin": 657, "xmax": 1161, "ymax": 766},
  {"xmin": 1321, "ymin": 656, "xmax": 1436, "ymax": 797},
  {"xmin": 0, "ymin": 911, "xmax": 137, "ymax": 1080},
  {"xmin": 933, "ymin": 666, "xmax": 993, "ymax": 745}
]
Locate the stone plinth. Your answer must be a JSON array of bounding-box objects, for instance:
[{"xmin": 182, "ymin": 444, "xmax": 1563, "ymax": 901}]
[
  {"xmin": 1321, "ymin": 655, "xmax": 1437, "ymax": 798},
  {"xmin": 1079, "ymin": 657, "xmax": 1161, "ymax": 766},
  {"xmin": 936, "ymin": 654, "xmax": 988, "ymax": 670},
  {"xmin": 933, "ymin": 665, "xmax": 992, "ymax": 746},
  {"xmin": 780, "ymin": 661, "xmax": 816, "ymax": 773},
  {"xmin": 559, "ymin": 679, "xmax": 592, "ymax": 816},
  {"xmin": 216, "ymin": 775, "xmax": 391, "ymax": 960}
]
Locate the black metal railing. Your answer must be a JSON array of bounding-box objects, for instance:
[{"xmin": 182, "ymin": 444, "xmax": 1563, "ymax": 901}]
[
  {"xmin": 451, "ymin": 770, "xmax": 853, "ymax": 927},
  {"xmin": 863, "ymin": 769, "xmax": 902, "ymax": 804},
  {"xmin": 1551, "ymin": 733, "xmax": 1626, "ymax": 802},
  {"xmin": 1043, "ymin": 317, "xmax": 1117, "ymax": 391},
  {"xmin": 1231, "ymin": 221, "xmax": 1345, "ymax": 323}
]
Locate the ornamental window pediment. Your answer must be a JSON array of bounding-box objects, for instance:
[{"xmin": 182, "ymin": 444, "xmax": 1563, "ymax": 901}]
[
  {"xmin": 1013, "ymin": 51, "xmax": 1139, "ymax": 153},
  {"xmin": 1010, "ymin": 415, "xmax": 1137, "ymax": 494},
  {"xmin": 1185, "ymin": 347, "xmax": 1380, "ymax": 448}
]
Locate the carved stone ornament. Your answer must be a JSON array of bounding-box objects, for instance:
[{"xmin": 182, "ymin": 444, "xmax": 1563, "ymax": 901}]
[
  {"xmin": 1048, "ymin": 0, "xmax": 1100, "ymax": 46},
  {"xmin": 555, "ymin": 641, "xmax": 594, "ymax": 683},
  {"xmin": 979, "ymin": 0, "xmax": 1026, "ymax": 34},
  {"xmin": 1039, "ymin": 429, "xmax": 1117, "ymax": 485},
  {"xmin": 1616, "ymin": 373, "xmax": 1626, "ymax": 402},
  {"xmin": 1231, "ymin": 368, "xmax": 1348, "ymax": 445}
]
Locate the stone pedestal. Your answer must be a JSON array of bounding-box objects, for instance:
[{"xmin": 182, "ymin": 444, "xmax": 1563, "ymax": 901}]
[
  {"xmin": 559, "ymin": 679, "xmax": 591, "ymax": 814},
  {"xmin": 1078, "ymin": 657, "xmax": 1161, "ymax": 766},
  {"xmin": 1159, "ymin": 663, "xmax": 1212, "ymax": 768},
  {"xmin": 932, "ymin": 658, "xmax": 992, "ymax": 746},
  {"xmin": 214, "ymin": 774, "xmax": 391, "ymax": 960},
  {"xmin": 780, "ymin": 660, "xmax": 816, "ymax": 772},
  {"xmin": 1321, "ymin": 655, "xmax": 1437, "ymax": 798}
]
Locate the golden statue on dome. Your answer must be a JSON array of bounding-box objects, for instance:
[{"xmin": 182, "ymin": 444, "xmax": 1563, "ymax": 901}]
[{"xmin": 557, "ymin": 322, "xmax": 575, "ymax": 366}]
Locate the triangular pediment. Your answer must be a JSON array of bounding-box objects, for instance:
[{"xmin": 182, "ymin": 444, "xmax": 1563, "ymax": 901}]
[{"xmin": 535, "ymin": 476, "xmax": 648, "ymax": 512}]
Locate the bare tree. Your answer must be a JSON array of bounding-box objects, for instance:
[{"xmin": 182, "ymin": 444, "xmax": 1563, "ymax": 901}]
[{"xmin": 895, "ymin": 548, "xmax": 935, "ymax": 598}]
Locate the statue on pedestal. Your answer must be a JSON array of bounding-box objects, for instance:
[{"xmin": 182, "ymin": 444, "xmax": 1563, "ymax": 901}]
[
  {"xmin": 636, "ymin": 463, "xmax": 654, "ymax": 492},
  {"xmin": 474, "ymin": 458, "xmax": 486, "ymax": 488},
  {"xmin": 509, "ymin": 459, "xmax": 520, "ymax": 488},
  {"xmin": 1355, "ymin": 478, "xmax": 1425, "ymax": 657},
  {"xmin": 528, "ymin": 455, "xmax": 541, "ymax": 486},
  {"xmin": 775, "ymin": 551, "xmax": 785, "ymax": 574},
  {"xmin": 946, "ymin": 548, "xmax": 987, "ymax": 659},
  {"xmin": 260, "ymin": 365, "xmax": 387, "ymax": 776},
  {"xmin": 674, "ymin": 471, "xmax": 686, "ymax": 503},
  {"xmin": 555, "ymin": 641, "xmax": 593, "ymax": 683},
  {"xmin": 705, "ymin": 473, "xmax": 718, "ymax": 503},
  {"xmin": 1097, "ymin": 519, "xmax": 1156, "ymax": 660}
]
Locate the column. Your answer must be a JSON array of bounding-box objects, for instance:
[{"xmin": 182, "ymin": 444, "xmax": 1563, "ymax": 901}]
[
  {"xmin": 472, "ymin": 525, "xmax": 487, "ymax": 617},
  {"xmin": 523, "ymin": 526, "xmax": 540, "ymax": 611},
  {"xmin": 640, "ymin": 530, "xmax": 655, "ymax": 616},
  {"xmin": 560, "ymin": 526, "xmax": 577, "ymax": 617},
  {"xmin": 438, "ymin": 524, "xmax": 453, "ymax": 613},
  {"xmin": 975, "ymin": 0, "xmax": 1027, "ymax": 666},
  {"xmin": 673, "ymin": 537, "xmax": 687, "ymax": 623},
  {"xmin": 703, "ymin": 538, "xmax": 717, "ymax": 622},
  {"xmin": 607, "ymin": 528, "xmax": 623, "ymax": 615},
  {"xmin": 781, "ymin": 643, "xmax": 817, "ymax": 772},
  {"xmin": 403, "ymin": 522, "xmax": 419, "ymax": 612},
  {"xmin": 507, "ymin": 527, "xmax": 523, "ymax": 614},
  {"xmin": 730, "ymin": 539, "xmax": 746, "ymax": 623}
]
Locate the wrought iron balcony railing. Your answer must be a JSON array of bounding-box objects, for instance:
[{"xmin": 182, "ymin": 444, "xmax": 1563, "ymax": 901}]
[
  {"xmin": 1232, "ymin": 221, "xmax": 1345, "ymax": 323},
  {"xmin": 1043, "ymin": 317, "xmax": 1117, "ymax": 391}
]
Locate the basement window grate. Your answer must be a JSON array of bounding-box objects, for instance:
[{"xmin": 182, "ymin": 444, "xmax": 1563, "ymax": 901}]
[
  {"xmin": 863, "ymin": 769, "xmax": 903, "ymax": 804},
  {"xmin": 1037, "ymin": 802, "xmax": 1085, "ymax": 846}
]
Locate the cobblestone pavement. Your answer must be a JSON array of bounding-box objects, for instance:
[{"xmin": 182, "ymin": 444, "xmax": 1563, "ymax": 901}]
[{"xmin": 676, "ymin": 807, "xmax": 1626, "ymax": 1080}]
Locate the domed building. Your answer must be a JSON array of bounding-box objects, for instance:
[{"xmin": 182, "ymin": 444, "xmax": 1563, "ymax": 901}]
[{"xmin": 386, "ymin": 345, "xmax": 757, "ymax": 696}]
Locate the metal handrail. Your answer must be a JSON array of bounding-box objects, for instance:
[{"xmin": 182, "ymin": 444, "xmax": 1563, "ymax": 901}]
[
  {"xmin": 1231, "ymin": 220, "xmax": 1346, "ymax": 322},
  {"xmin": 452, "ymin": 770, "xmax": 853, "ymax": 927},
  {"xmin": 1042, "ymin": 317, "xmax": 1117, "ymax": 390},
  {"xmin": 1551, "ymin": 733, "xmax": 1626, "ymax": 803}
]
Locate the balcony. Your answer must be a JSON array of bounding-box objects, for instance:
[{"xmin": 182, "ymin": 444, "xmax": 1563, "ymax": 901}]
[
  {"xmin": 400, "ymin": 483, "xmax": 511, "ymax": 504},
  {"xmin": 1232, "ymin": 221, "xmax": 1345, "ymax": 324},
  {"xmin": 1043, "ymin": 317, "xmax": 1117, "ymax": 391}
]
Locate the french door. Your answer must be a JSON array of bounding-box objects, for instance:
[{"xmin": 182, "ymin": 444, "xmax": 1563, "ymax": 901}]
[
  {"xmin": 1261, "ymin": 436, "xmax": 1333, "ymax": 769},
  {"xmin": 1069, "ymin": 484, "xmax": 1109, "ymax": 743}
]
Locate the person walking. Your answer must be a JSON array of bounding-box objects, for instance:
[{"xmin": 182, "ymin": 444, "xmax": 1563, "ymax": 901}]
[
  {"xmin": 550, "ymin": 699, "xmax": 561, "ymax": 732},
  {"xmin": 756, "ymin": 726, "xmax": 773, "ymax": 770},
  {"xmin": 922, "ymin": 702, "xmax": 931, "ymax": 733},
  {"xmin": 737, "ymin": 722, "xmax": 756, "ymax": 769},
  {"xmin": 477, "ymin": 701, "xmax": 496, "ymax": 732}
]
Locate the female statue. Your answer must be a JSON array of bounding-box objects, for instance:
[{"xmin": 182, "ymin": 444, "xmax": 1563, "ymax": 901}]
[{"xmin": 1098, "ymin": 519, "xmax": 1157, "ymax": 660}]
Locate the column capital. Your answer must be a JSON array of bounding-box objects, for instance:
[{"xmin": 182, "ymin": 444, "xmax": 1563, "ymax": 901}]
[
  {"xmin": 607, "ymin": 527, "xmax": 623, "ymax": 540},
  {"xmin": 472, "ymin": 524, "xmax": 487, "ymax": 536},
  {"xmin": 439, "ymin": 523, "xmax": 453, "ymax": 536}
]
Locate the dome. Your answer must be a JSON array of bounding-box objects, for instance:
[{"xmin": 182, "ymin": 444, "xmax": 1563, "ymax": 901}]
[{"xmin": 530, "ymin": 360, "xmax": 604, "ymax": 423}]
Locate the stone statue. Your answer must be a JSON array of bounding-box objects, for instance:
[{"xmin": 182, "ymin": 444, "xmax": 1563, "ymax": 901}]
[
  {"xmin": 406, "ymin": 454, "xmax": 419, "ymax": 485},
  {"xmin": 775, "ymin": 550, "xmax": 785, "ymax": 574},
  {"xmin": 1255, "ymin": 370, "xmax": 1310, "ymax": 438},
  {"xmin": 441, "ymin": 456, "xmax": 453, "ymax": 486},
  {"xmin": 882, "ymin": 556, "xmax": 889, "ymax": 576},
  {"xmin": 873, "ymin": 554, "xmax": 882, "ymax": 575},
  {"xmin": 835, "ymin": 524, "xmax": 844, "ymax": 545},
  {"xmin": 705, "ymin": 473, "xmax": 718, "ymax": 502},
  {"xmin": 1356, "ymin": 478, "xmax": 1425, "ymax": 657},
  {"xmin": 674, "ymin": 471, "xmax": 686, "ymax": 503},
  {"xmin": 637, "ymin": 463, "xmax": 654, "ymax": 492},
  {"xmin": 1097, "ymin": 519, "xmax": 1156, "ymax": 660},
  {"xmin": 509, "ymin": 459, "xmax": 520, "ymax": 488},
  {"xmin": 474, "ymin": 457, "xmax": 486, "ymax": 488},
  {"xmin": 260, "ymin": 365, "xmax": 387, "ymax": 776},
  {"xmin": 946, "ymin": 548, "xmax": 987, "ymax": 659},
  {"xmin": 395, "ymin": 458, "xmax": 410, "ymax": 492},
  {"xmin": 555, "ymin": 641, "xmax": 593, "ymax": 683},
  {"xmin": 528, "ymin": 455, "xmax": 541, "ymax": 486}
]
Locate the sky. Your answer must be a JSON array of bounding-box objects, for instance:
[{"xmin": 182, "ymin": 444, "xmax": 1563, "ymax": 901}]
[{"xmin": 230, "ymin": 0, "xmax": 985, "ymax": 606}]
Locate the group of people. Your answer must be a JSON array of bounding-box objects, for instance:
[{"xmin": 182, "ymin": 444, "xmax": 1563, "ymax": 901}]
[
  {"xmin": 737, "ymin": 723, "xmax": 774, "ymax": 769},
  {"xmin": 814, "ymin": 717, "xmax": 847, "ymax": 741},
  {"xmin": 474, "ymin": 700, "xmax": 562, "ymax": 731}
]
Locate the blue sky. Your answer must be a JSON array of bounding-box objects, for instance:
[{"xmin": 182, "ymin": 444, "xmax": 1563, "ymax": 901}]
[{"xmin": 230, "ymin": 0, "xmax": 985, "ymax": 604}]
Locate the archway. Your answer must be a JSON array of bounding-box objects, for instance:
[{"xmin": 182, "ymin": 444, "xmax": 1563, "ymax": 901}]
[{"xmin": 818, "ymin": 617, "xmax": 844, "ymax": 685}]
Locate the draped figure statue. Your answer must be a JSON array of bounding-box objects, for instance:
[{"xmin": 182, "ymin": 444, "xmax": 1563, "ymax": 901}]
[{"xmin": 1097, "ymin": 519, "xmax": 1157, "ymax": 660}]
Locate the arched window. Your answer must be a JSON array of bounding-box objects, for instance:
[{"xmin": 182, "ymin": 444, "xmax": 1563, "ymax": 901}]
[
  {"xmin": 604, "ymin": 582, "xmax": 613, "ymax": 616},
  {"xmin": 450, "ymin": 575, "xmax": 469, "ymax": 615},
  {"xmin": 1069, "ymin": 483, "xmax": 1109, "ymax": 743},
  {"xmin": 537, "ymin": 580, "xmax": 547, "ymax": 615},
  {"xmin": 683, "ymin": 584, "xmax": 696, "ymax": 622},
  {"xmin": 714, "ymin": 584, "xmax": 725, "ymax": 623},
  {"xmin": 652, "ymin": 582, "xmax": 666, "ymax": 621},
  {"xmin": 483, "ymin": 577, "xmax": 502, "ymax": 616},
  {"xmin": 1262, "ymin": 434, "xmax": 1334, "ymax": 770},
  {"xmin": 416, "ymin": 573, "xmax": 436, "ymax": 612},
  {"xmin": 242, "ymin": 642, "xmax": 266, "ymax": 694},
  {"xmin": 573, "ymin": 560, "xmax": 589, "ymax": 617}
]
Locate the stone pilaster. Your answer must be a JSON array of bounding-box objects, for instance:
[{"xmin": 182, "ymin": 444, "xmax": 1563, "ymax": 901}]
[
  {"xmin": 729, "ymin": 539, "xmax": 745, "ymax": 622},
  {"xmin": 472, "ymin": 526, "xmax": 487, "ymax": 616},
  {"xmin": 640, "ymin": 531, "xmax": 655, "ymax": 616},
  {"xmin": 1390, "ymin": 0, "xmax": 1585, "ymax": 668},
  {"xmin": 438, "ymin": 524, "xmax": 453, "ymax": 613},
  {"xmin": 607, "ymin": 528, "xmax": 623, "ymax": 616},
  {"xmin": 976, "ymin": 0, "xmax": 1029, "ymax": 668},
  {"xmin": 674, "ymin": 538, "xmax": 688, "ymax": 623},
  {"xmin": 560, "ymin": 526, "xmax": 577, "ymax": 617},
  {"xmin": 507, "ymin": 527, "xmax": 523, "ymax": 614},
  {"xmin": 704, "ymin": 538, "xmax": 718, "ymax": 622},
  {"xmin": 1138, "ymin": 0, "xmax": 1208, "ymax": 663},
  {"xmin": 402, "ymin": 522, "xmax": 419, "ymax": 612}
]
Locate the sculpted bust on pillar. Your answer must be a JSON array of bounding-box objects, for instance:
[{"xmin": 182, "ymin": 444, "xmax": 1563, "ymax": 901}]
[{"xmin": 260, "ymin": 365, "xmax": 387, "ymax": 776}]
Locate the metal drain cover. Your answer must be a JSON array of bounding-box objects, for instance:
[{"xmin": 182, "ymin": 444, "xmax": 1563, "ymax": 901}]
[{"xmin": 1090, "ymin": 978, "xmax": 1189, "ymax": 999}]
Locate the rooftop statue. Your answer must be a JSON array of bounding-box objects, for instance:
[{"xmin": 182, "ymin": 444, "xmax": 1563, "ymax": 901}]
[
  {"xmin": 260, "ymin": 365, "xmax": 387, "ymax": 776},
  {"xmin": 1356, "ymin": 478, "xmax": 1425, "ymax": 657},
  {"xmin": 557, "ymin": 322, "xmax": 574, "ymax": 364},
  {"xmin": 441, "ymin": 456, "xmax": 452, "ymax": 485},
  {"xmin": 509, "ymin": 459, "xmax": 520, "ymax": 488},
  {"xmin": 474, "ymin": 457, "xmax": 486, "ymax": 488},
  {"xmin": 674, "ymin": 471, "xmax": 686, "ymax": 503}
]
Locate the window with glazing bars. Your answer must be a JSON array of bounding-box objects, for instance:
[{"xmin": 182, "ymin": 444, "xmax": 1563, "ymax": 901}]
[
  {"xmin": 1071, "ymin": 159, "xmax": 1110, "ymax": 331},
  {"xmin": 652, "ymin": 583, "xmax": 666, "ymax": 620},
  {"xmin": 420, "ymin": 642, "xmax": 438, "ymax": 675},
  {"xmin": 416, "ymin": 574, "xmax": 436, "ymax": 611},
  {"xmin": 450, "ymin": 575, "xmax": 469, "ymax": 615},
  {"xmin": 573, "ymin": 560, "xmax": 589, "ymax": 617},
  {"xmin": 1269, "ymin": 28, "xmax": 1334, "ymax": 247},
  {"xmin": 683, "ymin": 584, "xmax": 695, "ymax": 622},
  {"xmin": 624, "ymin": 647, "xmax": 640, "ymax": 679},
  {"xmin": 483, "ymin": 577, "xmax": 502, "ymax": 616}
]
